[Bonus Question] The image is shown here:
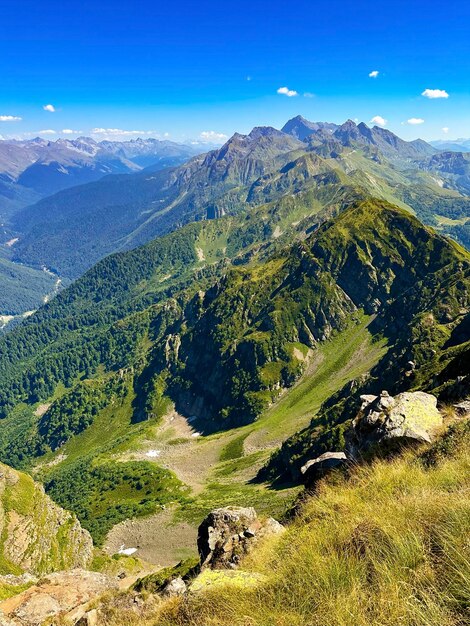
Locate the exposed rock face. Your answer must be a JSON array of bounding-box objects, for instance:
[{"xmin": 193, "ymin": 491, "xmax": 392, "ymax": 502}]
[
  {"xmin": 0, "ymin": 463, "xmax": 93, "ymax": 576},
  {"xmin": 0, "ymin": 569, "xmax": 117, "ymax": 626},
  {"xmin": 301, "ymin": 452, "xmax": 348, "ymax": 486},
  {"xmin": 346, "ymin": 391, "xmax": 443, "ymax": 458},
  {"xmin": 197, "ymin": 507, "xmax": 284, "ymax": 570}
]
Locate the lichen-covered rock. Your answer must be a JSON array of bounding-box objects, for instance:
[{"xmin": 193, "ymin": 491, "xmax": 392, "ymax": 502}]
[
  {"xmin": 0, "ymin": 463, "xmax": 93, "ymax": 576},
  {"xmin": 189, "ymin": 569, "xmax": 267, "ymax": 593},
  {"xmin": 346, "ymin": 391, "xmax": 443, "ymax": 458},
  {"xmin": 0, "ymin": 569, "xmax": 117, "ymax": 626},
  {"xmin": 301, "ymin": 451, "xmax": 348, "ymax": 486},
  {"xmin": 197, "ymin": 507, "xmax": 284, "ymax": 569}
]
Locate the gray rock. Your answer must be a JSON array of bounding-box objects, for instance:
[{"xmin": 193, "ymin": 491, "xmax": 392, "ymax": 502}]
[
  {"xmin": 453, "ymin": 400, "xmax": 470, "ymax": 416},
  {"xmin": 0, "ymin": 569, "xmax": 117, "ymax": 626},
  {"xmin": 346, "ymin": 391, "xmax": 443, "ymax": 459},
  {"xmin": 162, "ymin": 576, "xmax": 187, "ymax": 597},
  {"xmin": 301, "ymin": 451, "xmax": 348, "ymax": 486},
  {"xmin": 197, "ymin": 507, "xmax": 284, "ymax": 570}
]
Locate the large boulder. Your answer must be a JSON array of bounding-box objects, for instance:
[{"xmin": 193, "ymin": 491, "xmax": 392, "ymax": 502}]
[
  {"xmin": 346, "ymin": 390, "xmax": 443, "ymax": 458},
  {"xmin": 0, "ymin": 569, "xmax": 117, "ymax": 626},
  {"xmin": 197, "ymin": 507, "xmax": 284, "ymax": 569}
]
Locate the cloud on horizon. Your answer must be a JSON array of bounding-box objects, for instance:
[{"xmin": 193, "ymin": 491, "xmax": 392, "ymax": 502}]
[
  {"xmin": 0, "ymin": 115, "xmax": 22, "ymax": 122},
  {"xmin": 422, "ymin": 88, "xmax": 449, "ymax": 99},
  {"xmin": 407, "ymin": 118, "xmax": 425, "ymax": 125},
  {"xmin": 199, "ymin": 130, "xmax": 228, "ymax": 143},
  {"xmin": 91, "ymin": 128, "xmax": 157, "ymax": 137},
  {"xmin": 38, "ymin": 129, "xmax": 56, "ymax": 134}
]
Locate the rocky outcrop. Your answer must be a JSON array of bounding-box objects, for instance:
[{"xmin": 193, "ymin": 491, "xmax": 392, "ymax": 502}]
[
  {"xmin": 346, "ymin": 391, "xmax": 443, "ymax": 458},
  {"xmin": 301, "ymin": 452, "xmax": 348, "ymax": 487},
  {"xmin": 0, "ymin": 569, "xmax": 117, "ymax": 626},
  {"xmin": 0, "ymin": 463, "xmax": 93, "ymax": 576},
  {"xmin": 197, "ymin": 507, "xmax": 284, "ymax": 570}
]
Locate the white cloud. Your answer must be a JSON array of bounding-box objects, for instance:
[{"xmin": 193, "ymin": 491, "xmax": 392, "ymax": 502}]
[
  {"xmin": 62, "ymin": 129, "xmax": 82, "ymax": 134},
  {"xmin": 369, "ymin": 70, "xmax": 379, "ymax": 78},
  {"xmin": 38, "ymin": 129, "xmax": 56, "ymax": 135},
  {"xmin": 0, "ymin": 115, "xmax": 22, "ymax": 122},
  {"xmin": 421, "ymin": 88, "xmax": 449, "ymax": 99},
  {"xmin": 442, "ymin": 127, "xmax": 450, "ymax": 134},
  {"xmin": 277, "ymin": 86, "xmax": 298, "ymax": 97},
  {"xmin": 370, "ymin": 115, "xmax": 387, "ymax": 127},
  {"xmin": 199, "ymin": 131, "xmax": 228, "ymax": 143},
  {"xmin": 91, "ymin": 128, "xmax": 156, "ymax": 137},
  {"xmin": 407, "ymin": 118, "xmax": 425, "ymax": 125},
  {"xmin": 303, "ymin": 92, "xmax": 315, "ymax": 98},
  {"xmin": 43, "ymin": 104, "xmax": 56, "ymax": 112}
]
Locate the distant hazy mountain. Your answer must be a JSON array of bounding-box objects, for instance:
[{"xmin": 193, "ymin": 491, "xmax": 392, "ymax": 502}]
[
  {"xmin": 7, "ymin": 117, "xmax": 470, "ymax": 285},
  {"xmin": 431, "ymin": 139, "xmax": 470, "ymax": 153},
  {"xmin": 11, "ymin": 126, "xmax": 304, "ymax": 276},
  {"xmin": 0, "ymin": 136, "xmax": 199, "ymax": 219},
  {"xmin": 420, "ymin": 151, "xmax": 470, "ymax": 194}
]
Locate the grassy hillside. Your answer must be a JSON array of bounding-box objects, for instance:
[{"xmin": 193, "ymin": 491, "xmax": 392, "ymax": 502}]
[{"xmin": 146, "ymin": 419, "xmax": 470, "ymax": 626}]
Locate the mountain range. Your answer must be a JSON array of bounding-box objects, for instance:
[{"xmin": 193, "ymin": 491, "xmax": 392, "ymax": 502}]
[
  {"xmin": 0, "ymin": 136, "xmax": 199, "ymax": 220},
  {"xmin": 431, "ymin": 138, "xmax": 470, "ymax": 152},
  {"xmin": 3, "ymin": 118, "xmax": 468, "ymax": 284}
]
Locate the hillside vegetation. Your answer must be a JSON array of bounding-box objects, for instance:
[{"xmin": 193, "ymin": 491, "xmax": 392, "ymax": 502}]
[
  {"xmin": 0, "ymin": 198, "xmax": 467, "ymax": 560},
  {"xmin": 98, "ymin": 420, "xmax": 470, "ymax": 626}
]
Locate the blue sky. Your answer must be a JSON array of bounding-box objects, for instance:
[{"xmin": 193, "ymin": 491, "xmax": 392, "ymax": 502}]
[{"xmin": 0, "ymin": 0, "xmax": 469, "ymax": 143}]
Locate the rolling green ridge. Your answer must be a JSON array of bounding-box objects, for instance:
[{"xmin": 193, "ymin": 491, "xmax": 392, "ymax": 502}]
[{"xmin": 0, "ymin": 195, "xmax": 468, "ymax": 553}]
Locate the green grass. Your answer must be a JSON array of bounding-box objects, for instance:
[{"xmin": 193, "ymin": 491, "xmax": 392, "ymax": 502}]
[
  {"xmin": 219, "ymin": 433, "xmax": 249, "ymax": 462},
  {"xmin": 0, "ymin": 580, "xmax": 35, "ymax": 601},
  {"xmin": 155, "ymin": 420, "xmax": 470, "ymax": 626},
  {"xmin": 175, "ymin": 480, "xmax": 299, "ymax": 527},
  {"xmin": 249, "ymin": 313, "xmax": 387, "ymax": 445}
]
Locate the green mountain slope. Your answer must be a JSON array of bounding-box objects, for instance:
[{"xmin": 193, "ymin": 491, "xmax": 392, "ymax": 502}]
[
  {"xmin": 0, "ymin": 246, "xmax": 58, "ymax": 318},
  {"xmin": 11, "ymin": 128, "xmax": 304, "ymax": 277},
  {"xmin": 0, "ymin": 198, "xmax": 468, "ymax": 553}
]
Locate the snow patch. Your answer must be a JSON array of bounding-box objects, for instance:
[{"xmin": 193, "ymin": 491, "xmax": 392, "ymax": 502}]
[
  {"xmin": 118, "ymin": 545, "xmax": 138, "ymax": 556},
  {"xmin": 145, "ymin": 449, "xmax": 161, "ymax": 458}
]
